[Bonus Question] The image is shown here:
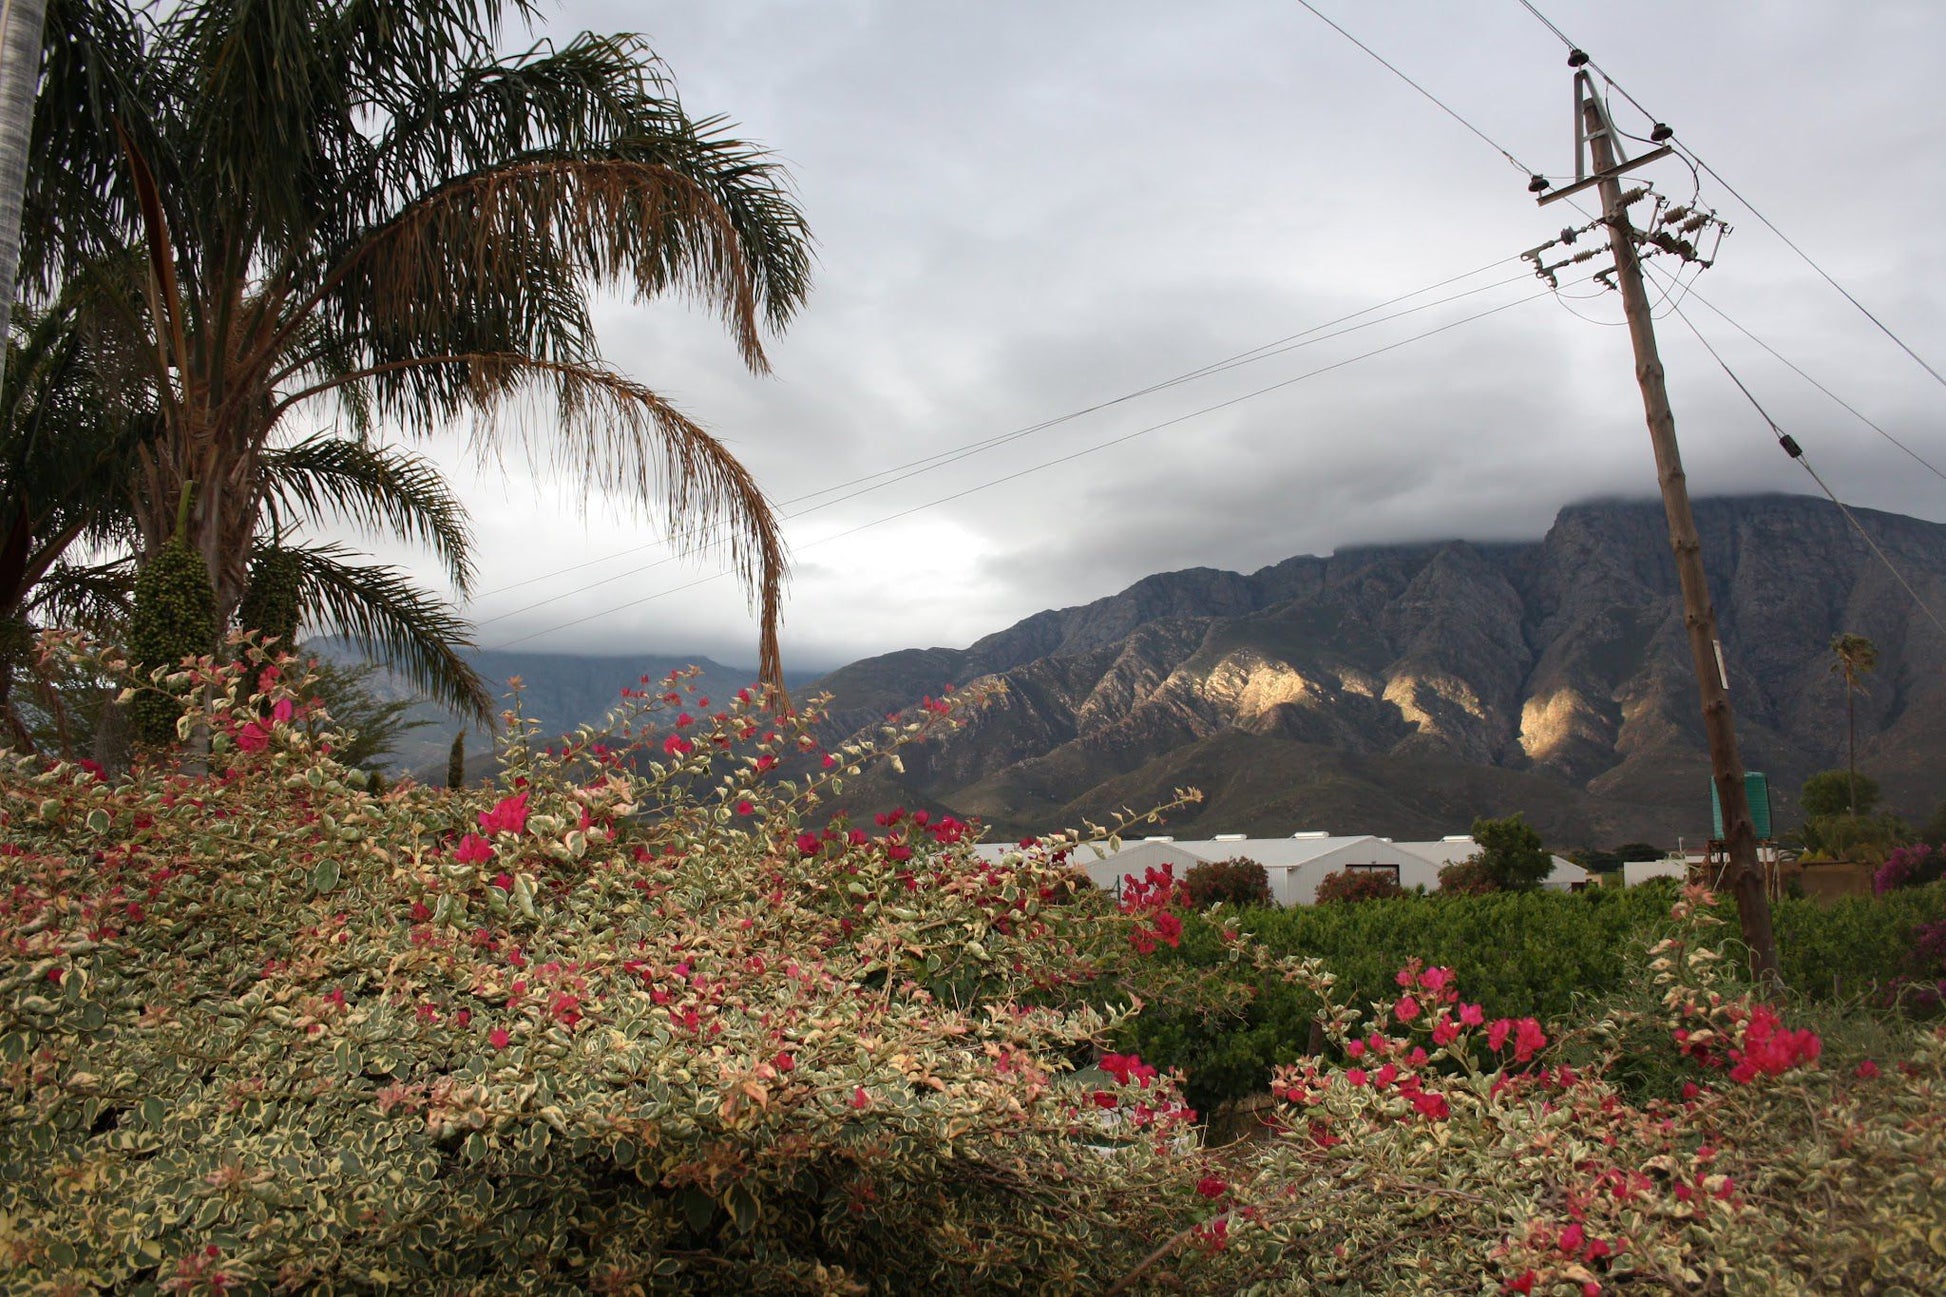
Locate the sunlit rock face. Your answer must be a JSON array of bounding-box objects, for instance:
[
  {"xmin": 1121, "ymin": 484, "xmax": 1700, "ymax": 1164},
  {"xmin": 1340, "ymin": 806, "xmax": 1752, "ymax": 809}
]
[{"xmin": 812, "ymin": 496, "xmax": 1946, "ymax": 842}]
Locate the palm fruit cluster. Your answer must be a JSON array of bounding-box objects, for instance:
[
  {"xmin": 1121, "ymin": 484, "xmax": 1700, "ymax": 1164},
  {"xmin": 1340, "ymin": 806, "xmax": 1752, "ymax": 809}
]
[
  {"xmin": 127, "ymin": 484, "xmax": 218, "ymax": 746},
  {"xmin": 235, "ymin": 545, "xmax": 304, "ymax": 650}
]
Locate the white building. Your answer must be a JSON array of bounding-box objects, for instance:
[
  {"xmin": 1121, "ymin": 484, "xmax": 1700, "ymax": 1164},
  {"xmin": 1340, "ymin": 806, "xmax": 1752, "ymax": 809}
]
[{"xmin": 974, "ymin": 828, "xmax": 1588, "ymax": 904}]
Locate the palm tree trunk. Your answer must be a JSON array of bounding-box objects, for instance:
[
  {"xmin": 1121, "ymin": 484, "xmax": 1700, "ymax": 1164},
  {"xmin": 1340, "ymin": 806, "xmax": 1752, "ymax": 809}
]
[
  {"xmin": 1847, "ymin": 679, "xmax": 1858, "ymax": 817},
  {"xmin": 0, "ymin": 0, "xmax": 48, "ymax": 375}
]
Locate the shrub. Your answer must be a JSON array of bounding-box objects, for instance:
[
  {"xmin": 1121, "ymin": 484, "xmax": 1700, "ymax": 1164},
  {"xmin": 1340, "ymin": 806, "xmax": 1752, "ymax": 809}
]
[
  {"xmin": 1313, "ymin": 867, "xmax": 1403, "ymax": 904},
  {"xmin": 1437, "ymin": 856, "xmax": 1499, "ymax": 895},
  {"xmin": 1180, "ymin": 856, "xmax": 1270, "ymax": 909},
  {"xmin": 1874, "ymin": 842, "xmax": 1945, "ymax": 894},
  {"xmin": 0, "ymin": 639, "xmax": 1212, "ymax": 1293}
]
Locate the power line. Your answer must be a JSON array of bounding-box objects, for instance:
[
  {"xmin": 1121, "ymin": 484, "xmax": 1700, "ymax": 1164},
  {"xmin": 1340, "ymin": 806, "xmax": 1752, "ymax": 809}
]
[
  {"xmin": 465, "ymin": 255, "xmax": 1524, "ymax": 605},
  {"xmin": 484, "ymin": 276, "xmax": 1571, "ymax": 650},
  {"xmin": 1292, "ymin": 0, "xmax": 1539, "ymax": 179},
  {"xmin": 1639, "ymin": 262, "xmax": 1946, "ymax": 486},
  {"xmin": 468, "ymin": 262, "xmax": 1533, "ymax": 627},
  {"xmin": 1510, "ymin": 0, "xmax": 1946, "ymax": 391},
  {"xmin": 1666, "ymin": 298, "xmax": 1946, "ymax": 640}
]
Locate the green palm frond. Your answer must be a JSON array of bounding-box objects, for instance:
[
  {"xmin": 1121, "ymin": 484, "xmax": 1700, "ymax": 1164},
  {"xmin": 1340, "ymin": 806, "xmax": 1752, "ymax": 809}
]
[
  {"xmin": 259, "ymin": 436, "xmax": 474, "ymax": 596},
  {"xmin": 288, "ymin": 541, "xmax": 490, "ymax": 723},
  {"xmin": 24, "ymin": 557, "xmax": 135, "ymax": 631}
]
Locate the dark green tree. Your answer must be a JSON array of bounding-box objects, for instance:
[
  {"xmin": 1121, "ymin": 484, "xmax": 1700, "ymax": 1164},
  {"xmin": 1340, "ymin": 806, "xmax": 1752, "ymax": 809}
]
[
  {"xmin": 1468, "ymin": 813, "xmax": 1552, "ymax": 892},
  {"xmin": 447, "ymin": 730, "xmax": 466, "ymax": 790},
  {"xmin": 1801, "ymin": 769, "xmax": 1881, "ymax": 819}
]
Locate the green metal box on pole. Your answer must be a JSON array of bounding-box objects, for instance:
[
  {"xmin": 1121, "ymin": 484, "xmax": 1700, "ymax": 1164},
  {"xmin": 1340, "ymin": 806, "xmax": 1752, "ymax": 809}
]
[{"xmin": 1712, "ymin": 772, "xmax": 1772, "ymax": 840}]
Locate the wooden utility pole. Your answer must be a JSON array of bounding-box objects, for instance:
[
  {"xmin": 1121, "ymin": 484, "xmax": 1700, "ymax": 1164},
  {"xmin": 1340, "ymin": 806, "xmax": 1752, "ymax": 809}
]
[{"xmin": 1539, "ymin": 68, "xmax": 1781, "ymax": 986}]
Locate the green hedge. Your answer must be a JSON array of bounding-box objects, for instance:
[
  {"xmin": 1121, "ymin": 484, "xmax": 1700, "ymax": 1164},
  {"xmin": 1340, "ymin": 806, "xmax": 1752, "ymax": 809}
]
[{"xmin": 1122, "ymin": 883, "xmax": 1946, "ymax": 1113}]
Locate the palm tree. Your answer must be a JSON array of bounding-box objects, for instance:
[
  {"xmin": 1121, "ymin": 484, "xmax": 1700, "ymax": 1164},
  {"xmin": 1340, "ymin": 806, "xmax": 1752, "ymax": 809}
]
[
  {"xmin": 1829, "ymin": 631, "xmax": 1878, "ymax": 816},
  {"xmin": 0, "ymin": 0, "xmax": 47, "ymax": 370},
  {"xmin": 2, "ymin": 282, "xmax": 494, "ymax": 738},
  {"xmin": 23, "ymin": 0, "xmax": 812, "ymax": 694}
]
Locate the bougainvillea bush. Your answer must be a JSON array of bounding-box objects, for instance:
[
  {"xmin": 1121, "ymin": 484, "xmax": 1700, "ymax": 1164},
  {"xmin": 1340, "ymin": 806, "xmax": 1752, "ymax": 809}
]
[
  {"xmin": 3, "ymin": 639, "xmax": 1945, "ymax": 1293},
  {"xmin": 0, "ymin": 644, "xmax": 1212, "ymax": 1293}
]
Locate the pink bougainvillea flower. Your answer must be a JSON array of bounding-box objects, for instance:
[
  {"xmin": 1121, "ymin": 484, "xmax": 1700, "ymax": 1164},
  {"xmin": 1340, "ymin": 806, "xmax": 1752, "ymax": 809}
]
[
  {"xmin": 271, "ymin": 697, "xmax": 294, "ymax": 723},
  {"xmin": 1458, "ymin": 1003, "xmax": 1485, "ymax": 1027},
  {"xmin": 1409, "ymin": 1091, "xmax": 1449, "ymax": 1120},
  {"xmin": 491, "ymin": 872, "xmax": 514, "ymax": 892},
  {"xmin": 1512, "ymin": 1018, "xmax": 1548, "ymax": 1063},
  {"xmin": 1418, "ymin": 965, "xmax": 1455, "ymax": 995},
  {"xmin": 489, "ymin": 1027, "xmax": 510, "ymax": 1050},
  {"xmin": 736, "ymin": 800, "xmax": 755, "ymax": 816},
  {"xmin": 1345, "ymin": 1039, "xmax": 1366, "ymax": 1059},
  {"xmin": 1346, "ymin": 1067, "xmax": 1368, "ymax": 1088},
  {"xmin": 1092, "ymin": 1090, "xmax": 1118, "ymax": 1109},
  {"xmin": 1394, "ymin": 995, "xmax": 1421, "ymax": 1022},
  {"xmin": 795, "ymin": 832, "xmax": 822, "ymax": 856},
  {"xmin": 236, "ymin": 722, "xmax": 270, "ymax": 753},
  {"xmin": 1488, "ymin": 1019, "xmax": 1514, "ymax": 1052},
  {"xmin": 663, "ymin": 734, "xmax": 694, "ymax": 758},
  {"xmin": 1195, "ymin": 1176, "xmax": 1228, "ymax": 1199},
  {"xmin": 850, "ymin": 1086, "xmax": 871, "ymax": 1109},
  {"xmin": 478, "ymin": 793, "xmax": 529, "ymax": 835},
  {"xmin": 451, "ymin": 833, "xmax": 494, "ymax": 865},
  {"xmin": 1855, "ymin": 1059, "xmax": 1880, "ymax": 1079},
  {"xmin": 1431, "ymin": 1016, "xmax": 1460, "ymax": 1046}
]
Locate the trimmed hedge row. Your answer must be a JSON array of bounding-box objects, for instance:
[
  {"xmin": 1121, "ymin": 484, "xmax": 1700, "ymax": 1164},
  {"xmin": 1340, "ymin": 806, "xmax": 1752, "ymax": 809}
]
[{"xmin": 1122, "ymin": 883, "xmax": 1946, "ymax": 1112}]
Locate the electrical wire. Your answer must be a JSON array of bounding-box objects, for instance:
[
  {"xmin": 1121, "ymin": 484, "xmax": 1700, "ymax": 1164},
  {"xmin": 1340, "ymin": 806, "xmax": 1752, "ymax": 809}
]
[
  {"xmin": 1292, "ymin": 0, "xmax": 1538, "ymax": 178},
  {"xmin": 1639, "ymin": 263, "xmax": 1946, "ymax": 486},
  {"xmin": 1511, "ymin": 0, "xmax": 1946, "ymax": 391},
  {"xmin": 465, "ymin": 254, "xmax": 1525, "ymax": 605},
  {"xmin": 468, "ymin": 264, "xmax": 1535, "ymax": 627},
  {"xmin": 484, "ymin": 277, "xmax": 1575, "ymax": 650},
  {"xmin": 1666, "ymin": 298, "xmax": 1946, "ymax": 639}
]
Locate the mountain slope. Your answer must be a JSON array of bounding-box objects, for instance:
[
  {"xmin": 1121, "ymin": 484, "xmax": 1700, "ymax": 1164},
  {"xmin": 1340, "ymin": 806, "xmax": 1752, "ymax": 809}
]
[{"xmin": 810, "ymin": 495, "xmax": 1946, "ymax": 845}]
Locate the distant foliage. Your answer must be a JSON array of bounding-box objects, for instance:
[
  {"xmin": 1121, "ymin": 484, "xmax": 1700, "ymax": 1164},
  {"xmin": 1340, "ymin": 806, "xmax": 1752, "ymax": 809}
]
[
  {"xmin": 1119, "ymin": 882, "xmax": 1946, "ymax": 1112},
  {"xmin": 1874, "ymin": 843, "xmax": 1944, "ymax": 895},
  {"xmin": 1437, "ymin": 857, "xmax": 1500, "ymax": 895},
  {"xmin": 1313, "ymin": 868, "xmax": 1404, "ymax": 905},
  {"xmin": 1803, "ymin": 768, "xmax": 1881, "ymax": 818},
  {"xmin": 1181, "ymin": 856, "xmax": 1271, "ymax": 909},
  {"xmin": 1470, "ymin": 813, "xmax": 1551, "ymax": 891}
]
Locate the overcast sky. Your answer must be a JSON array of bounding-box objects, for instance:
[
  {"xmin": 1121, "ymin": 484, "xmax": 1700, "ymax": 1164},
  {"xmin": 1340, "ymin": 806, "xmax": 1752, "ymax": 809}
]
[{"xmin": 389, "ymin": 1, "xmax": 1946, "ymax": 673}]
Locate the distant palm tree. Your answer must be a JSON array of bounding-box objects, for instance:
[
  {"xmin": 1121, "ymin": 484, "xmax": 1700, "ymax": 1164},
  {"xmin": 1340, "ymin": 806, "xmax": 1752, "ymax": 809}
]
[
  {"xmin": 22, "ymin": 0, "xmax": 812, "ymax": 692},
  {"xmin": 1830, "ymin": 632, "xmax": 1878, "ymax": 816}
]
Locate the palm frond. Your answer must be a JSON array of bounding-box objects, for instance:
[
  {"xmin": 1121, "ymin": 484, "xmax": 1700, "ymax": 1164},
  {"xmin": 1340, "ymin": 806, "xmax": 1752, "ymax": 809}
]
[
  {"xmin": 25, "ymin": 556, "xmax": 135, "ymax": 632},
  {"xmin": 288, "ymin": 541, "xmax": 490, "ymax": 723},
  {"xmin": 259, "ymin": 435, "xmax": 474, "ymax": 595},
  {"xmin": 276, "ymin": 352, "xmax": 789, "ymax": 693}
]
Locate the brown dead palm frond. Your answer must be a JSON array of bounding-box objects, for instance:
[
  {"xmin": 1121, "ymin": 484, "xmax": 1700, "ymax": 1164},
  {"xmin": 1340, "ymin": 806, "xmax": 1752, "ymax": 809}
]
[{"xmin": 274, "ymin": 351, "xmax": 788, "ymax": 692}]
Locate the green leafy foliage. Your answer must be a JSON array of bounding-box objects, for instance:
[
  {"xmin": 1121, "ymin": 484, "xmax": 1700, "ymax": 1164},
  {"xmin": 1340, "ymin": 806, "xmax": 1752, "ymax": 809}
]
[
  {"xmin": 1469, "ymin": 812, "xmax": 1551, "ymax": 891},
  {"xmin": 1179, "ymin": 856, "xmax": 1269, "ymax": 909},
  {"xmin": 1803, "ymin": 768, "xmax": 1881, "ymax": 818},
  {"xmin": 1120, "ymin": 881, "xmax": 1946, "ymax": 1111}
]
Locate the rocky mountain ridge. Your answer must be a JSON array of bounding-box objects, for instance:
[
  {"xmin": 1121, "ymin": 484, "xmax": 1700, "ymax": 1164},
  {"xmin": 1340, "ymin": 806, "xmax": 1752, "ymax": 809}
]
[{"xmin": 809, "ymin": 495, "xmax": 1946, "ymax": 846}]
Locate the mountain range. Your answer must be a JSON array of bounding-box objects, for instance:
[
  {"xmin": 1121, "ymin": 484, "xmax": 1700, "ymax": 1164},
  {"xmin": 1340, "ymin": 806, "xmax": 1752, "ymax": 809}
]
[{"xmin": 805, "ymin": 494, "xmax": 1946, "ymax": 847}]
